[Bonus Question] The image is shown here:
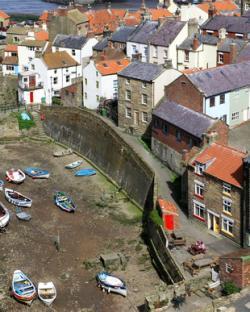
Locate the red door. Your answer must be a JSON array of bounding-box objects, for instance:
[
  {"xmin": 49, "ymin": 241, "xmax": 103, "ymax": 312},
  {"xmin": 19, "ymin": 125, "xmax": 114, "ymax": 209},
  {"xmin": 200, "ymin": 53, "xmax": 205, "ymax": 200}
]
[
  {"xmin": 164, "ymin": 214, "xmax": 174, "ymax": 231},
  {"xmin": 30, "ymin": 92, "xmax": 34, "ymax": 103}
]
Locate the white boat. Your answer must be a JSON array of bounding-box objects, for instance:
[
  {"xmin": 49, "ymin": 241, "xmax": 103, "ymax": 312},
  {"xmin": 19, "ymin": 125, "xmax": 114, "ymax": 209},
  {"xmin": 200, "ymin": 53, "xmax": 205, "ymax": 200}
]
[
  {"xmin": 6, "ymin": 169, "xmax": 26, "ymax": 184},
  {"xmin": 11, "ymin": 270, "xmax": 36, "ymax": 305},
  {"xmin": 5, "ymin": 188, "xmax": 32, "ymax": 207},
  {"xmin": 38, "ymin": 282, "xmax": 57, "ymax": 306},
  {"xmin": 65, "ymin": 160, "xmax": 83, "ymax": 169},
  {"xmin": 0, "ymin": 202, "xmax": 10, "ymax": 228},
  {"xmin": 96, "ymin": 272, "xmax": 127, "ymax": 297},
  {"xmin": 53, "ymin": 148, "xmax": 73, "ymax": 157}
]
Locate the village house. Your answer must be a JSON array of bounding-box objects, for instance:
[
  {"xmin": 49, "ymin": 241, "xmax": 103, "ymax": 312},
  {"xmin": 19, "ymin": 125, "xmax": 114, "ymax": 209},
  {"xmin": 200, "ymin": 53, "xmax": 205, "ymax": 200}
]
[
  {"xmin": 52, "ymin": 34, "xmax": 98, "ymax": 65},
  {"xmin": 30, "ymin": 51, "xmax": 82, "ymax": 105},
  {"xmin": 148, "ymin": 19, "xmax": 187, "ymax": 68},
  {"xmin": 216, "ymin": 38, "xmax": 247, "ymax": 66},
  {"xmin": 0, "ymin": 10, "xmax": 10, "ymax": 36},
  {"xmin": 187, "ymin": 143, "xmax": 247, "ymax": 245},
  {"xmin": 82, "ymin": 58, "xmax": 130, "ymax": 110},
  {"xmin": 60, "ymin": 81, "xmax": 83, "ymax": 108},
  {"xmin": 6, "ymin": 26, "xmax": 30, "ymax": 44},
  {"xmin": 109, "ymin": 26, "xmax": 136, "ymax": 53},
  {"xmin": 151, "ymin": 99, "xmax": 228, "ymax": 174},
  {"xmin": 117, "ymin": 61, "xmax": 181, "ymax": 137},
  {"xmin": 164, "ymin": 62, "xmax": 250, "ymax": 127},
  {"xmin": 18, "ymin": 40, "xmax": 48, "ymax": 73},
  {"xmin": 2, "ymin": 44, "xmax": 19, "ymax": 76},
  {"xmin": 18, "ymin": 71, "xmax": 45, "ymax": 106}
]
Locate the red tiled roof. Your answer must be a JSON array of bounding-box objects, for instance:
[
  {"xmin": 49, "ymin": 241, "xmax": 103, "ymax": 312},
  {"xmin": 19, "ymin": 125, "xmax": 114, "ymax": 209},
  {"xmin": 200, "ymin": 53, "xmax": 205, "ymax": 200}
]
[
  {"xmin": 194, "ymin": 143, "xmax": 246, "ymax": 188},
  {"xmin": 149, "ymin": 8, "xmax": 173, "ymax": 20},
  {"xmin": 35, "ymin": 30, "xmax": 49, "ymax": 41},
  {"xmin": 181, "ymin": 67, "xmax": 203, "ymax": 74},
  {"xmin": 96, "ymin": 58, "xmax": 130, "ymax": 76},
  {"xmin": 4, "ymin": 44, "xmax": 17, "ymax": 52},
  {"xmin": 0, "ymin": 10, "xmax": 10, "ymax": 19},
  {"xmin": 39, "ymin": 10, "xmax": 49, "ymax": 22},
  {"xmin": 2, "ymin": 56, "xmax": 18, "ymax": 65},
  {"xmin": 198, "ymin": 0, "xmax": 238, "ymax": 14},
  {"xmin": 124, "ymin": 8, "xmax": 172, "ymax": 26}
]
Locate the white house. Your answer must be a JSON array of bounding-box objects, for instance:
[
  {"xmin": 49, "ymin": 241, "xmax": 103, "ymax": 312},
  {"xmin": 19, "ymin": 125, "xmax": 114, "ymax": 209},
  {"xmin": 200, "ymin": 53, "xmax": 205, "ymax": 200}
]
[
  {"xmin": 30, "ymin": 51, "xmax": 82, "ymax": 105},
  {"xmin": 18, "ymin": 39, "xmax": 48, "ymax": 73},
  {"xmin": 83, "ymin": 58, "xmax": 130, "ymax": 110},
  {"xmin": 52, "ymin": 34, "xmax": 98, "ymax": 66},
  {"xmin": 18, "ymin": 71, "xmax": 45, "ymax": 106}
]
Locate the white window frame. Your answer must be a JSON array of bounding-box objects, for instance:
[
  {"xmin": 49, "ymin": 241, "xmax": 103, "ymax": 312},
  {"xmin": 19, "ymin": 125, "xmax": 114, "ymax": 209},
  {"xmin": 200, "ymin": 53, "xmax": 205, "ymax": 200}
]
[
  {"xmin": 142, "ymin": 112, "xmax": 148, "ymax": 123},
  {"xmin": 235, "ymin": 33, "xmax": 243, "ymax": 38},
  {"xmin": 132, "ymin": 45, "xmax": 137, "ymax": 53},
  {"xmin": 223, "ymin": 197, "xmax": 232, "ymax": 214},
  {"xmin": 221, "ymin": 215, "xmax": 234, "ymax": 235},
  {"xmin": 220, "ymin": 94, "xmax": 225, "ymax": 104},
  {"xmin": 126, "ymin": 90, "xmax": 131, "ymax": 101},
  {"xmin": 225, "ymin": 263, "xmax": 234, "ymax": 273},
  {"xmin": 223, "ymin": 183, "xmax": 231, "ymax": 195},
  {"xmin": 53, "ymin": 77, "xmax": 58, "ymax": 84},
  {"xmin": 144, "ymin": 46, "xmax": 148, "ymax": 57},
  {"xmin": 218, "ymin": 52, "xmax": 224, "ymax": 64},
  {"xmin": 125, "ymin": 78, "xmax": 130, "ymax": 85},
  {"xmin": 66, "ymin": 75, "xmax": 70, "ymax": 83},
  {"xmin": 142, "ymin": 94, "xmax": 148, "ymax": 105},
  {"xmin": 142, "ymin": 82, "xmax": 147, "ymax": 88},
  {"xmin": 152, "ymin": 46, "xmax": 157, "ymax": 58},
  {"xmin": 126, "ymin": 107, "xmax": 132, "ymax": 118},
  {"xmin": 72, "ymin": 49, "xmax": 76, "ymax": 56},
  {"xmin": 193, "ymin": 200, "xmax": 205, "ymax": 220},
  {"xmin": 195, "ymin": 162, "xmax": 205, "ymax": 175},
  {"xmin": 231, "ymin": 112, "xmax": 239, "ymax": 120},
  {"xmin": 184, "ymin": 50, "xmax": 189, "ymax": 62},
  {"xmin": 195, "ymin": 180, "xmax": 204, "ymax": 198}
]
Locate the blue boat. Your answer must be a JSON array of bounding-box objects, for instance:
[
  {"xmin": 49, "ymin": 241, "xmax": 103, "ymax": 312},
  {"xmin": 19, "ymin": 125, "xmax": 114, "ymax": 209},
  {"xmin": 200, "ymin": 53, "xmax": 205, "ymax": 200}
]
[
  {"xmin": 75, "ymin": 169, "xmax": 96, "ymax": 177},
  {"xmin": 96, "ymin": 272, "xmax": 127, "ymax": 297},
  {"xmin": 24, "ymin": 167, "xmax": 50, "ymax": 179},
  {"xmin": 54, "ymin": 191, "xmax": 76, "ymax": 213}
]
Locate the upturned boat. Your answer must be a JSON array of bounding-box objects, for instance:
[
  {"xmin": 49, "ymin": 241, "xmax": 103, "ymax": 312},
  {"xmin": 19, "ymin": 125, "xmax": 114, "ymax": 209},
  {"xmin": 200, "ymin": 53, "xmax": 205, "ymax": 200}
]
[
  {"xmin": 65, "ymin": 160, "xmax": 83, "ymax": 169},
  {"xmin": 24, "ymin": 167, "xmax": 50, "ymax": 179},
  {"xmin": 54, "ymin": 191, "xmax": 76, "ymax": 212},
  {"xmin": 0, "ymin": 202, "xmax": 10, "ymax": 228},
  {"xmin": 53, "ymin": 148, "xmax": 73, "ymax": 157},
  {"xmin": 6, "ymin": 169, "xmax": 25, "ymax": 184},
  {"xmin": 38, "ymin": 282, "xmax": 57, "ymax": 306},
  {"xmin": 11, "ymin": 270, "xmax": 36, "ymax": 305},
  {"xmin": 75, "ymin": 168, "xmax": 96, "ymax": 177},
  {"xmin": 5, "ymin": 188, "xmax": 32, "ymax": 207},
  {"xmin": 96, "ymin": 272, "xmax": 127, "ymax": 297}
]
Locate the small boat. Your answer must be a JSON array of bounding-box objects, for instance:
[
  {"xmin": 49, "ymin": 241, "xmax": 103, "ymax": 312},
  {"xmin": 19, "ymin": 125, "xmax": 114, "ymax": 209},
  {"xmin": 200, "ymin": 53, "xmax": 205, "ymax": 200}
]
[
  {"xmin": 5, "ymin": 188, "xmax": 32, "ymax": 207},
  {"xmin": 6, "ymin": 169, "xmax": 26, "ymax": 184},
  {"xmin": 24, "ymin": 167, "xmax": 50, "ymax": 179},
  {"xmin": 96, "ymin": 272, "xmax": 127, "ymax": 297},
  {"xmin": 38, "ymin": 282, "xmax": 57, "ymax": 306},
  {"xmin": 0, "ymin": 180, "xmax": 4, "ymax": 191},
  {"xmin": 11, "ymin": 270, "xmax": 37, "ymax": 305},
  {"xmin": 16, "ymin": 207, "xmax": 31, "ymax": 221},
  {"xmin": 75, "ymin": 169, "xmax": 96, "ymax": 177},
  {"xmin": 65, "ymin": 160, "xmax": 83, "ymax": 169},
  {"xmin": 53, "ymin": 148, "xmax": 73, "ymax": 157},
  {"xmin": 0, "ymin": 202, "xmax": 10, "ymax": 228},
  {"xmin": 54, "ymin": 191, "xmax": 76, "ymax": 213}
]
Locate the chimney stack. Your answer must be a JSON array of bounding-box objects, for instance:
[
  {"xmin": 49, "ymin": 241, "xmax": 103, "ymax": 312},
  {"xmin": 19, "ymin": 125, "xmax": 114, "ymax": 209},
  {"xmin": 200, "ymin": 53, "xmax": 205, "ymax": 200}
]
[
  {"xmin": 208, "ymin": 3, "xmax": 216, "ymax": 19},
  {"xmin": 229, "ymin": 42, "xmax": 238, "ymax": 63},
  {"xmin": 219, "ymin": 28, "xmax": 227, "ymax": 40},
  {"xmin": 192, "ymin": 34, "xmax": 199, "ymax": 50}
]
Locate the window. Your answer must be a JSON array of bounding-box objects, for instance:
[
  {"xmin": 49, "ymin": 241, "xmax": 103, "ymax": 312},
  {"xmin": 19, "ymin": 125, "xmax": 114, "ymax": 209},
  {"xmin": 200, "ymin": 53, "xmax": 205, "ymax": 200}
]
[
  {"xmin": 53, "ymin": 77, "xmax": 58, "ymax": 84},
  {"xmin": 195, "ymin": 162, "xmax": 205, "ymax": 175},
  {"xmin": 126, "ymin": 107, "xmax": 132, "ymax": 118},
  {"xmin": 223, "ymin": 198, "xmax": 232, "ymax": 214},
  {"xmin": 142, "ymin": 112, "xmax": 148, "ymax": 123},
  {"xmin": 193, "ymin": 200, "xmax": 205, "ymax": 220},
  {"xmin": 142, "ymin": 82, "xmax": 147, "ymax": 88},
  {"xmin": 72, "ymin": 49, "xmax": 76, "ymax": 56},
  {"xmin": 154, "ymin": 118, "xmax": 161, "ymax": 129},
  {"xmin": 209, "ymin": 97, "xmax": 215, "ymax": 107},
  {"xmin": 84, "ymin": 92, "xmax": 87, "ymax": 99},
  {"xmin": 220, "ymin": 94, "xmax": 225, "ymax": 104},
  {"xmin": 176, "ymin": 130, "xmax": 181, "ymax": 142},
  {"xmin": 85, "ymin": 78, "xmax": 87, "ymax": 85},
  {"xmin": 206, "ymin": 30, "xmax": 214, "ymax": 35},
  {"xmin": 28, "ymin": 47, "xmax": 35, "ymax": 51},
  {"xmin": 195, "ymin": 181, "xmax": 204, "ymax": 198},
  {"xmin": 222, "ymin": 216, "xmax": 234, "ymax": 235},
  {"xmin": 188, "ymin": 137, "xmax": 193, "ymax": 148},
  {"xmin": 23, "ymin": 77, "xmax": 28, "ymax": 82},
  {"xmin": 225, "ymin": 263, "xmax": 234, "ymax": 273},
  {"xmin": 223, "ymin": 183, "xmax": 231, "ymax": 195},
  {"xmin": 6, "ymin": 65, "xmax": 14, "ymax": 71},
  {"xmin": 184, "ymin": 50, "xmax": 189, "ymax": 62},
  {"xmin": 126, "ymin": 90, "xmax": 131, "ymax": 101},
  {"xmin": 152, "ymin": 46, "xmax": 157, "ymax": 58},
  {"xmin": 54, "ymin": 70, "xmax": 57, "ymax": 74},
  {"xmin": 66, "ymin": 75, "xmax": 70, "ymax": 83},
  {"xmin": 113, "ymin": 80, "xmax": 118, "ymax": 87},
  {"xmin": 126, "ymin": 78, "xmax": 130, "ymax": 85},
  {"xmin": 144, "ymin": 46, "xmax": 148, "ymax": 57},
  {"xmin": 164, "ymin": 49, "xmax": 168, "ymax": 59},
  {"xmin": 96, "ymin": 95, "xmax": 99, "ymax": 101},
  {"xmin": 142, "ymin": 94, "xmax": 148, "ymax": 105},
  {"xmin": 96, "ymin": 81, "xmax": 99, "ymax": 88},
  {"xmin": 163, "ymin": 124, "xmax": 168, "ymax": 134},
  {"xmin": 218, "ymin": 52, "xmax": 224, "ymax": 64},
  {"xmin": 220, "ymin": 114, "xmax": 227, "ymax": 123},
  {"xmin": 232, "ymin": 112, "xmax": 239, "ymax": 120},
  {"xmin": 14, "ymin": 36, "xmax": 19, "ymax": 42},
  {"xmin": 235, "ymin": 33, "xmax": 243, "ymax": 38},
  {"xmin": 28, "ymin": 57, "xmax": 32, "ymax": 62},
  {"xmin": 96, "ymin": 71, "xmax": 99, "ymax": 77},
  {"xmin": 132, "ymin": 45, "xmax": 137, "ymax": 53},
  {"xmin": 31, "ymin": 64, "xmax": 35, "ymax": 70}
]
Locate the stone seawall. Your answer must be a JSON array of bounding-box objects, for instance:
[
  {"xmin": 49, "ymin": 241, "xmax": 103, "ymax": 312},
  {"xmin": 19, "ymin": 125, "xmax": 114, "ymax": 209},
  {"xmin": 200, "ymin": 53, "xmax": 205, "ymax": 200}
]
[{"xmin": 42, "ymin": 106, "xmax": 154, "ymax": 209}]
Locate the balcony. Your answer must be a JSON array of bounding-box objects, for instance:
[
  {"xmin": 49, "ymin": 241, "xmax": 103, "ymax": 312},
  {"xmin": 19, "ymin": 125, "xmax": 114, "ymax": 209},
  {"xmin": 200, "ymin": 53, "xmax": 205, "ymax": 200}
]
[{"xmin": 19, "ymin": 81, "xmax": 43, "ymax": 91}]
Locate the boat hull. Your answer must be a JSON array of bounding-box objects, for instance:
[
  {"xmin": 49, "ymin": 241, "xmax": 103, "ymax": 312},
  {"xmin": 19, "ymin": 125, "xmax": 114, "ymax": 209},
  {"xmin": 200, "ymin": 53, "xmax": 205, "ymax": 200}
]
[
  {"xmin": 24, "ymin": 167, "xmax": 50, "ymax": 179},
  {"xmin": 12, "ymin": 270, "xmax": 36, "ymax": 305},
  {"xmin": 53, "ymin": 148, "xmax": 72, "ymax": 157},
  {"xmin": 65, "ymin": 160, "xmax": 83, "ymax": 169},
  {"xmin": 75, "ymin": 169, "xmax": 96, "ymax": 177},
  {"xmin": 5, "ymin": 188, "xmax": 32, "ymax": 207},
  {"xmin": 6, "ymin": 169, "xmax": 25, "ymax": 184},
  {"xmin": 54, "ymin": 192, "xmax": 76, "ymax": 212},
  {"xmin": 0, "ymin": 202, "xmax": 10, "ymax": 228},
  {"xmin": 96, "ymin": 272, "xmax": 127, "ymax": 297},
  {"xmin": 38, "ymin": 282, "xmax": 56, "ymax": 306}
]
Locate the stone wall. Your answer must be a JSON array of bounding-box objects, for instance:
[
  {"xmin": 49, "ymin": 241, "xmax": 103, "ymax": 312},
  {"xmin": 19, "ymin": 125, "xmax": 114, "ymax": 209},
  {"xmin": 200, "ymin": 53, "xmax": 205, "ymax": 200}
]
[
  {"xmin": 0, "ymin": 76, "xmax": 18, "ymax": 111},
  {"xmin": 42, "ymin": 106, "xmax": 154, "ymax": 209}
]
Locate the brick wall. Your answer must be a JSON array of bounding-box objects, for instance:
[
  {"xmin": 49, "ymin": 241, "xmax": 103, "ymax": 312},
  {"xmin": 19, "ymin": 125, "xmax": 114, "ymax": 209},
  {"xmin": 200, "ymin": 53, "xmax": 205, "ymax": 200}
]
[
  {"xmin": 164, "ymin": 75, "xmax": 203, "ymax": 113},
  {"xmin": 219, "ymin": 258, "xmax": 243, "ymax": 288}
]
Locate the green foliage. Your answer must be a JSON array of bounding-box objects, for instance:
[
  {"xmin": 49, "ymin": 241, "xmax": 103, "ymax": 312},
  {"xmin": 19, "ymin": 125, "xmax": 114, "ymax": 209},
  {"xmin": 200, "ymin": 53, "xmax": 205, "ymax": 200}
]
[
  {"xmin": 149, "ymin": 209, "xmax": 163, "ymax": 226},
  {"xmin": 222, "ymin": 281, "xmax": 240, "ymax": 296},
  {"xmin": 17, "ymin": 112, "xmax": 35, "ymax": 130},
  {"xmin": 10, "ymin": 14, "xmax": 39, "ymax": 23},
  {"xmin": 52, "ymin": 97, "xmax": 62, "ymax": 106}
]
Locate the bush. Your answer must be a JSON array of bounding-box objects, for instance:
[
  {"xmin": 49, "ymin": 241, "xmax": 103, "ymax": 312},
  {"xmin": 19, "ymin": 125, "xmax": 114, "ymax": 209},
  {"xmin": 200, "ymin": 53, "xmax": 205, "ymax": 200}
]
[
  {"xmin": 52, "ymin": 97, "xmax": 62, "ymax": 106},
  {"xmin": 149, "ymin": 209, "xmax": 163, "ymax": 226},
  {"xmin": 222, "ymin": 281, "xmax": 240, "ymax": 296},
  {"xmin": 17, "ymin": 112, "xmax": 35, "ymax": 130}
]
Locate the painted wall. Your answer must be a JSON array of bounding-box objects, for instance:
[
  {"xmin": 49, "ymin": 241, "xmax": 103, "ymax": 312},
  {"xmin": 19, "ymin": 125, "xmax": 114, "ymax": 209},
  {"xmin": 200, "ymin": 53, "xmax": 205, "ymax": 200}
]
[
  {"xmin": 126, "ymin": 42, "xmax": 148, "ymax": 62},
  {"xmin": 205, "ymin": 93, "xmax": 230, "ymax": 123},
  {"xmin": 229, "ymin": 87, "xmax": 250, "ymax": 127}
]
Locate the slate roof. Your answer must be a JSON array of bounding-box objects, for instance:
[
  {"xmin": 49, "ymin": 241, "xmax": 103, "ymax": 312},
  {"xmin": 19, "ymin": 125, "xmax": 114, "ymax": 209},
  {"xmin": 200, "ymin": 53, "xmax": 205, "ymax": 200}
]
[
  {"xmin": 186, "ymin": 61, "xmax": 250, "ymax": 97},
  {"xmin": 93, "ymin": 37, "xmax": 109, "ymax": 51},
  {"xmin": 178, "ymin": 34, "xmax": 218, "ymax": 50},
  {"xmin": 236, "ymin": 43, "xmax": 250, "ymax": 62},
  {"xmin": 118, "ymin": 61, "xmax": 164, "ymax": 82},
  {"xmin": 110, "ymin": 26, "xmax": 136, "ymax": 43},
  {"xmin": 53, "ymin": 34, "xmax": 87, "ymax": 50},
  {"xmin": 217, "ymin": 38, "xmax": 246, "ymax": 52},
  {"xmin": 201, "ymin": 15, "xmax": 250, "ymax": 34},
  {"xmin": 43, "ymin": 51, "xmax": 79, "ymax": 69},
  {"xmin": 128, "ymin": 20, "xmax": 158, "ymax": 44},
  {"xmin": 150, "ymin": 20, "xmax": 186, "ymax": 47},
  {"xmin": 153, "ymin": 99, "xmax": 216, "ymax": 138}
]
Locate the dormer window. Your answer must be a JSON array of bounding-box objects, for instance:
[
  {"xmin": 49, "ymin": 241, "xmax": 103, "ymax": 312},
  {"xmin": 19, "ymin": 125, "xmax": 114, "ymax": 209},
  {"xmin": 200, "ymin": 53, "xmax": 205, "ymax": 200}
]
[{"xmin": 195, "ymin": 162, "xmax": 205, "ymax": 175}]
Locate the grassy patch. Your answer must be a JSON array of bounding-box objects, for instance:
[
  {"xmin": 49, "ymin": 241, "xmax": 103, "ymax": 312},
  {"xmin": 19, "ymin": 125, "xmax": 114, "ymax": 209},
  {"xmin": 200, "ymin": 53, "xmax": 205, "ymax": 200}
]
[
  {"xmin": 149, "ymin": 209, "xmax": 163, "ymax": 226},
  {"xmin": 17, "ymin": 112, "xmax": 35, "ymax": 130},
  {"xmin": 110, "ymin": 211, "xmax": 142, "ymax": 226}
]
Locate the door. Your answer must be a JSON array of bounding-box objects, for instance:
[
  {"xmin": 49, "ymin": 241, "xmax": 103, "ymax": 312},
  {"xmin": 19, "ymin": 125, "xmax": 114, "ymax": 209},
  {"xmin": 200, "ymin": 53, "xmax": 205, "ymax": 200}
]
[
  {"xmin": 134, "ymin": 111, "xmax": 139, "ymax": 126},
  {"xmin": 29, "ymin": 75, "xmax": 36, "ymax": 88},
  {"xmin": 164, "ymin": 214, "xmax": 174, "ymax": 231},
  {"xmin": 214, "ymin": 216, "xmax": 220, "ymax": 234},
  {"xmin": 30, "ymin": 91, "xmax": 34, "ymax": 103},
  {"xmin": 208, "ymin": 213, "xmax": 214, "ymax": 231}
]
